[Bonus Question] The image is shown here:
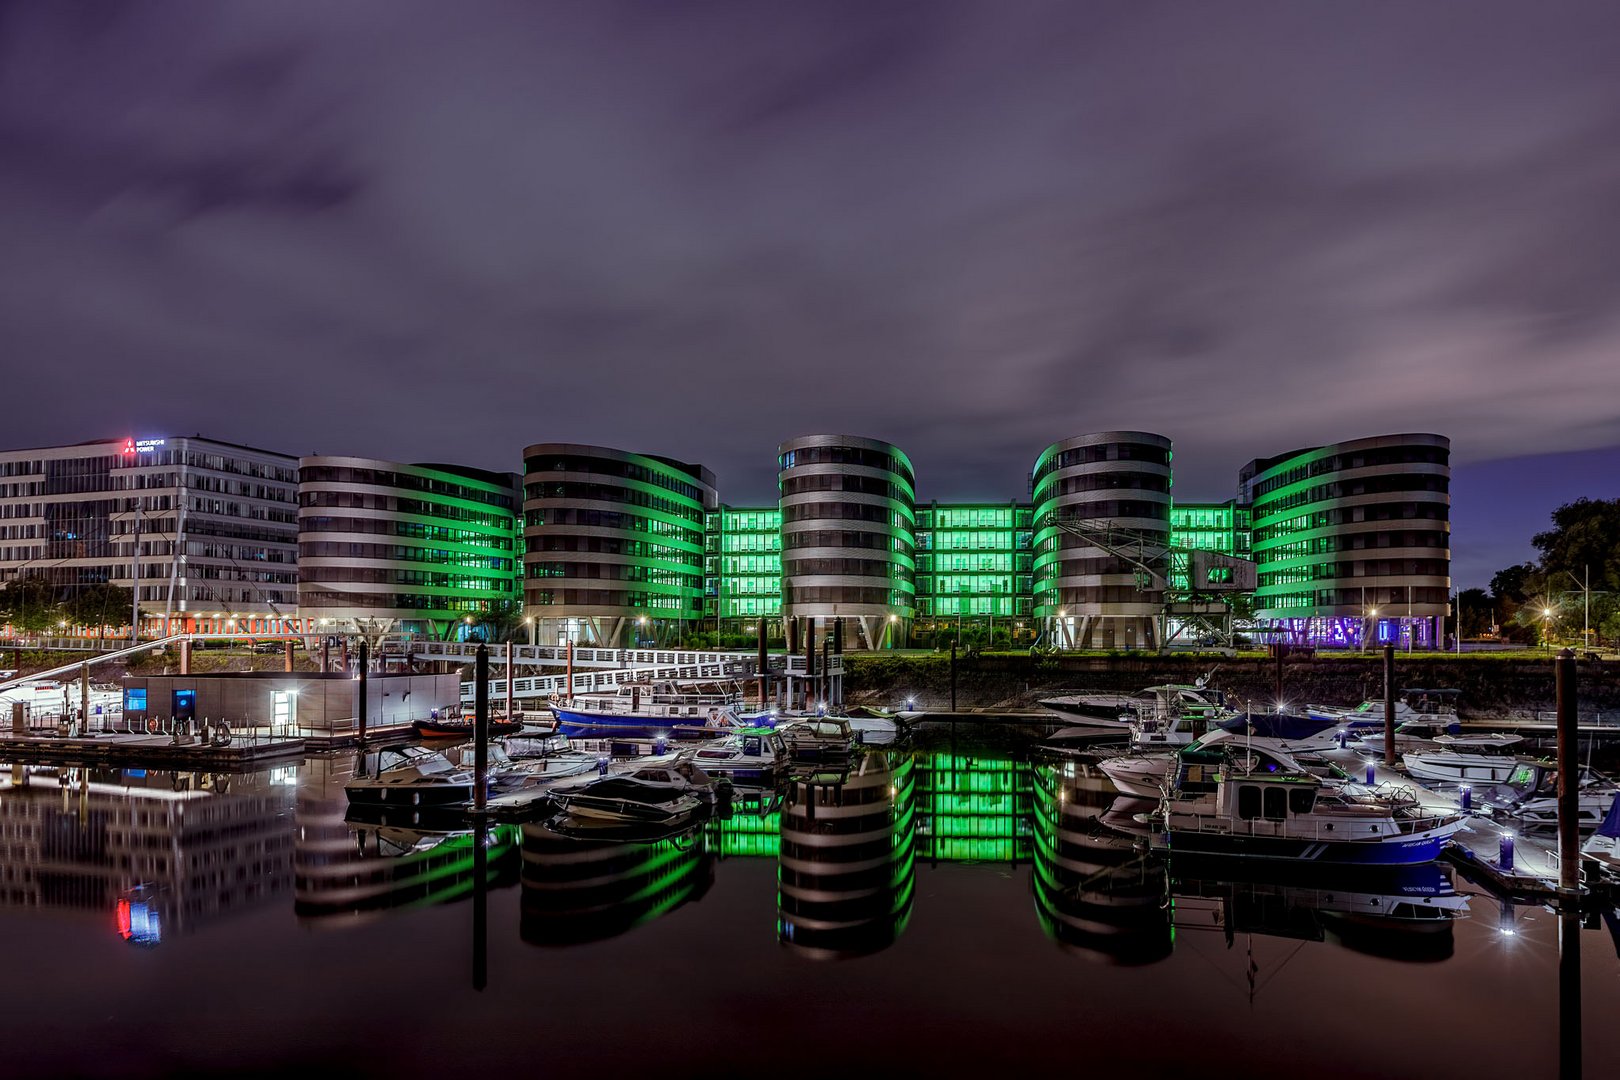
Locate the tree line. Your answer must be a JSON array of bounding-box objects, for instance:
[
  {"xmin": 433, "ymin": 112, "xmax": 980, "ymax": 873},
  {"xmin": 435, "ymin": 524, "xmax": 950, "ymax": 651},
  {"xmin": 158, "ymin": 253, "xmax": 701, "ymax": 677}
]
[
  {"xmin": 1461, "ymin": 497, "xmax": 1620, "ymax": 648},
  {"xmin": 0, "ymin": 577, "xmax": 135, "ymax": 636}
]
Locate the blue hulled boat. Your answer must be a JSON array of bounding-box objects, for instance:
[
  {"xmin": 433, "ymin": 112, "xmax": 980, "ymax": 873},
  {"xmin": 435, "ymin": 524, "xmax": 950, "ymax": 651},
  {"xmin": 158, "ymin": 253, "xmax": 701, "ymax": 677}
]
[
  {"xmin": 1156, "ymin": 744, "xmax": 1466, "ymax": 866},
  {"xmin": 549, "ymin": 679, "xmax": 755, "ymax": 739}
]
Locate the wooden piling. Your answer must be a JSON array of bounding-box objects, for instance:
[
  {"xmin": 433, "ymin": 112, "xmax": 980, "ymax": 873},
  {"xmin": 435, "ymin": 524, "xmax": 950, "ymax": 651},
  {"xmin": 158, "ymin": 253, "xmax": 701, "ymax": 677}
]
[{"xmin": 1555, "ymin": 647, "xmax": 1580, "ymax": 895}]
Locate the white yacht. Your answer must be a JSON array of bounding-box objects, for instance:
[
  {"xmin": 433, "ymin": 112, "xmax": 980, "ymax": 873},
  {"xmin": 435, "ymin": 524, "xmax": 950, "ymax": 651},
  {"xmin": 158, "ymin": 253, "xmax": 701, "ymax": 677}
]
[
  {"xmin": 1098, "ymin": 730, "xmax": 1345, "ymax": 799},
  {"xmin": 1401, "ymin": 733, "xmax": 1526, "ymax": 785}
]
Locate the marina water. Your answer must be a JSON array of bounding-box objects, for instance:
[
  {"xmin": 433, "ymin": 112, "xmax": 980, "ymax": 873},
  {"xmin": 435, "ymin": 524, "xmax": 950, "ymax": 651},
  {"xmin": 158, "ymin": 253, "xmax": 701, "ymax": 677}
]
[{"xmin": 1, "ymin": 738, "xmax": 1615, "ymax": 1079}]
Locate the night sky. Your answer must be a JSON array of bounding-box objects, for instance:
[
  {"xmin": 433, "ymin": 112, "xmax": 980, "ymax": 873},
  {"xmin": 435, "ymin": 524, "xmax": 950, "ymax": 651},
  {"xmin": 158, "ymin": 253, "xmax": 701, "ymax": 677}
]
[{"xmin": 3, "ymin": 2, "xmax": 1618, "ymax": 586}]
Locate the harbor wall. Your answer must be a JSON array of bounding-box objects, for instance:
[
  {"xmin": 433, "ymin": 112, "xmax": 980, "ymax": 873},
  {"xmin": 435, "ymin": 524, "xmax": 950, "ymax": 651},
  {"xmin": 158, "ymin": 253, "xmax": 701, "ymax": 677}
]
[{"xmin": 843, "ymin": 653, "xmax": 1620, "ymax": 718}]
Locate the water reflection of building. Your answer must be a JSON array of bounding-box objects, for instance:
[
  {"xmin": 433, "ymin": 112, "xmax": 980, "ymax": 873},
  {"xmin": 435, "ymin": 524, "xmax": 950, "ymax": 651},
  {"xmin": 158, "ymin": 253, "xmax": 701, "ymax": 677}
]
[
  {"xmin": 519, "ymin": 824, "xmax": 713, "ymax": 946},
  {"xmin": 1030, "ymin": 761, "xmax": 1172, "ymax": 965},
  {"xmin": 1168, "ymin": 863, "xmax": 1466, "ymax": 963},
  {"xmin": 0, "ymin": 764, "xmax": 295, "ymax": 944},
  {"xmin": 777, "ymin": 751, "xmax": 916, "ymax": 959},
  {"xmin": 292, "ymin": 756, "xmax": 522, "ymax": 922},
  {"xmin": 914, "ymin": 752, "xmax": 1032, "ymax": 863},
  {"xmin": 704, "ymin": 792, "xmax": 782, "ymax": 858}
]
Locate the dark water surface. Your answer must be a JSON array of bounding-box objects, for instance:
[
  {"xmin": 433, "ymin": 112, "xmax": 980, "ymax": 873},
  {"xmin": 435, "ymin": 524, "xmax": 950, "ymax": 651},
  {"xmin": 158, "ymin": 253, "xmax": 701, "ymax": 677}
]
[{"xmin": 1, "ymin": 744, "xmax": 1616, "ymax": 1079}]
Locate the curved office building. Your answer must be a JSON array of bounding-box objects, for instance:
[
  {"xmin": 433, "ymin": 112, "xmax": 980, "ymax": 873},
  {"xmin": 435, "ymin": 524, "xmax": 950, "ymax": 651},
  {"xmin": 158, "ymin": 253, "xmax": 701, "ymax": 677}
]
[
  {"xmin": 522, "ymin": 443, "xmax": 717, "ymax": 648},
  {"xmin": 1031, "ymin": 432, "xmax": 1173, "ymax": 650},
  {"xmin": 298, "ymin": 457, "xmax": 521, "ymax": 640},
  {"xmin": 778, "ymin": 434, "xmax": 915, "ymax": 650},
  {"xmin": 1243, "ymin": 433, "xmax": 1450, "ymax": 649}
]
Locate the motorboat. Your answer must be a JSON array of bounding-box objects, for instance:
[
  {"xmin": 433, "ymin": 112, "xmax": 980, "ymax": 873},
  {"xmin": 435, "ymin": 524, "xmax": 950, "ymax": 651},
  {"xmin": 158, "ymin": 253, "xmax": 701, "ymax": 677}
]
[
  {"xmin": 776, "ymin": 715, "xmax": 856, "ymax": 761},
  {"xmin": 413, "ymin": 714, "xmax": 525, "ymax": 739},
  {"xmin": 1401, "ymin": 733, "xmax": 1526, "ymax": 785},
  {"xmin": 1579, "ymin": 797, "xmax": 1620, "ymax": 882},
  {"xmin": 1041, "ymin": 682, "xmax": 1229, "ymax": 724},
  {"xmin": 1350, "ymin": 717, "xmax": 1467, "ymax": 753},
  {"xmin": 1479, "ymin": 760, "xmax": 1619, "ymax": 829},
  {"xmin": 685, "ymin": 728, "xmax": 790, "ymax": 786},
  {"xmin": 1310, "ymin": 688, "xmax": 1462, "ymax": 733},
  {"xmin": 1099, "ymin": 729, "xmax": 1348, "ymax": 800},
  {"xmin": 345, "ymin": 743, "xmax": 600, "ymax": 810},
  {"xmin": 1157, "ymin": 749, "xmax": 1467, "ymax": 865},
  {"xmin": 549, "ymin": 679, "xmax": 754, "ymax": 738},
  {"xmin": 344, "ymin": 745, "xmax": 487, "ymax": 808},
  {"xmin": 547, "ymin": 772, "xmax": 709, "ymax": 828}
]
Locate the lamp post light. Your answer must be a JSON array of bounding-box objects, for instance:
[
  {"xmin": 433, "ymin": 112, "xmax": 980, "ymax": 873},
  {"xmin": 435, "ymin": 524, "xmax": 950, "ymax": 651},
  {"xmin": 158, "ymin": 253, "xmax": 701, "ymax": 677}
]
[{"xmin": 1543, "ymin": 607, "xmax": 1553, "ymax": 651}]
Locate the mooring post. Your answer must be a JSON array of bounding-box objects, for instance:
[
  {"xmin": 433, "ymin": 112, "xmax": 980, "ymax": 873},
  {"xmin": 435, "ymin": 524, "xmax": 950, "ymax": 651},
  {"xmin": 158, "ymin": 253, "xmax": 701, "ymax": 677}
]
[
  {"xmin": 1383, "ymin": 643, "xmax": 1396, "ymax": 767},
  {"xmin": 821, "ymin": 638, "xmax": 831, "ymax": 711},
  {"xmin": 805, "ymin": 617, "xmax": 816, "ymax": 711},
  {"xmin": 1555, "ymin": 647, "xmax": 1581, "ymax": 895},
  {"xmin": 357, "ymin": 640, "xmax": 369, "ymax": 742},
  {"xmin": 474, "ymin": 644, "xmax": 489, "ymax": 816},
  {"xmin": 756, "ymin": 617, "xmax": 768, "ymax": 707},
  {"xmin": 833, "ymin": 616, "xmax": 844, "ymax": 708},
  {"xmin": 320, "ymin": 636, "xmax": 329, "ymax": 673},
  {"xmin": 505, "ymin": 639, "xmax": 514, "ymax": 722},
  {"xmin": 950, "ymin": 639, "xmax": 958, "ymax": 713},
  {"xmin": 179, "ymin": 638, "xmax": 191, "ymax": 675},
  {"xmin": 284, "ymin": 639, "xmax": 294, "ymax": 673}
]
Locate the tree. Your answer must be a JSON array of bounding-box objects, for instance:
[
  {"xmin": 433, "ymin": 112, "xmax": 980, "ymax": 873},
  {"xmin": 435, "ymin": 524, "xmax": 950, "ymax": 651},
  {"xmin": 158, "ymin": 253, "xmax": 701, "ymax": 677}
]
[
  {"xmin": 61, "ymin": 583, "xmax": 134, "ymax": 637},
  {"xmin": 1530, "ymin": 497, "xmax": 1620, "ymax": 647},
  {"xmin": 0, "ymin": 575, "xmax": 63, "ymax": 634},
  {"xmin": 1454, "ymin": 587, "xmax": 1492, "ymax": 638}
]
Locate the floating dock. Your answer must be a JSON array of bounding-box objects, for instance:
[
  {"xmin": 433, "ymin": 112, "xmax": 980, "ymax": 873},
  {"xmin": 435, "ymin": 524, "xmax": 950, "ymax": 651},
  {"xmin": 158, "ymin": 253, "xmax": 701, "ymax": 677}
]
[{"xmin": 1319, "ymin": 746, "xmax": 1569, "ymax": 900}]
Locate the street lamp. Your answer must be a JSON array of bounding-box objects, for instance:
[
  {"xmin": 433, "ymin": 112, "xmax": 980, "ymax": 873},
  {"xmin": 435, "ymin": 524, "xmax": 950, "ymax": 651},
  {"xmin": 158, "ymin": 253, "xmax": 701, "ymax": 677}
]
[{"xmin": 1542, "ymin": 607, "xmax": 1553, "ymax": 651}]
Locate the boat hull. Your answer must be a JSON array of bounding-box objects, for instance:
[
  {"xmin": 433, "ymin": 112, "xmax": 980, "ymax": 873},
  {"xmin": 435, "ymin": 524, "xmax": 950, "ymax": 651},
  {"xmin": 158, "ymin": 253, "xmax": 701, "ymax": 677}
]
[
  {"xmin": 552, "ymin": 707, "xmax": 737, "ymax": 739},
  {"xmin": 1164, "ymin": 828, "xmax": 1455, "ymax": 865}
]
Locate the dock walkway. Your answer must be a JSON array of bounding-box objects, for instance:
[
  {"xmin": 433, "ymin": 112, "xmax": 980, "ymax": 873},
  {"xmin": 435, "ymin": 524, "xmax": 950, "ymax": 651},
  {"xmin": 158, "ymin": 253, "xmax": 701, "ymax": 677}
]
[{"xmin": 1320, "ymin": 745, "xmax": 1567, "ymax": 899}]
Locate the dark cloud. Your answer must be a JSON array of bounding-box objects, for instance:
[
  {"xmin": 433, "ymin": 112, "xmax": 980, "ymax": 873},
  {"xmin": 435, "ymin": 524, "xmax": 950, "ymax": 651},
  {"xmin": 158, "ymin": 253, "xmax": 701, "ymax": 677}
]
[{"xmin": 2, "ymin": 0, "xmax": 1618, "ymax": 584}]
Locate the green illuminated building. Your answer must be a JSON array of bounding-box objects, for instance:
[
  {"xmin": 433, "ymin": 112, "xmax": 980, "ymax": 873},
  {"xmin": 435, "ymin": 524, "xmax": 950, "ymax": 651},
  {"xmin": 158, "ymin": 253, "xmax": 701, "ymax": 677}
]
[
  {"xmin": 913, "ymin": 503, "xmax": 1035, "ymax": 643},
  {"xmin": 1168, "ymin": 500, "xmax": 1250, "ymax": 591},
  {"xmin": 706, "ymin": 505, "xmax": 782, "ymax": 634}
]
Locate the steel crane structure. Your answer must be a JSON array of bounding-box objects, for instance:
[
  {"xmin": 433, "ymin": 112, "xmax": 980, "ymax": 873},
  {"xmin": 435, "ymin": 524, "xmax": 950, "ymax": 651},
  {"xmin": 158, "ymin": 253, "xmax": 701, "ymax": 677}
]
[{"xmin": 1046, "ymin": 517, "xmax": 1256, "ymax": 650}]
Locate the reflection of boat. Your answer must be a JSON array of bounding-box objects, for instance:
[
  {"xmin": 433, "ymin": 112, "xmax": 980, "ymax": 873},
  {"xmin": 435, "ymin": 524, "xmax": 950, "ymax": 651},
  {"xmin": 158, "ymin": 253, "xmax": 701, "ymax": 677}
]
[
  {"xmin": 1161, "ymin": 746, "xmax": 1466, "ymax": 865},
  {"xmin": 1402, "ymin": 734, "xmax": 1527, "ymax": 784},
  {"xmin": 519, "ymin": 823, "xmax": 711, "ymax": 945},
  {"xmin": 296, "ymin": 817, "xmax": 520, "ymax": 919},
  {"xmin": 1168, "ymin": 860, "xmax": 1468, "ymax": 962},
  {"xmin": 778, "ymin": 751, "xmax": 915, "ymax": 959}
]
